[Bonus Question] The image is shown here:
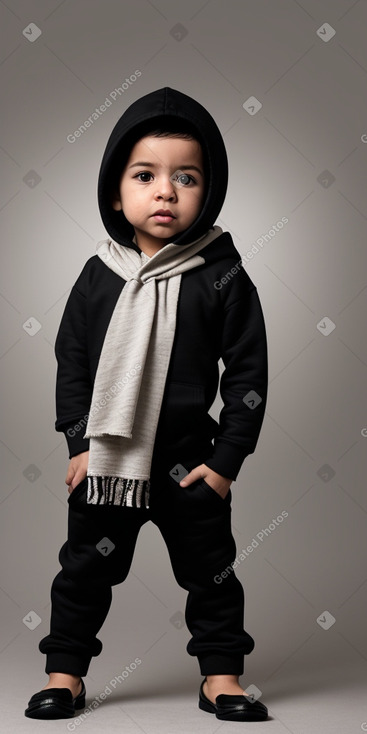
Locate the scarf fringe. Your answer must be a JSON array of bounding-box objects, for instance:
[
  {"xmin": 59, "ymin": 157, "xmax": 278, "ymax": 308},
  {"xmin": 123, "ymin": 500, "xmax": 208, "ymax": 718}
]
[{"xmin": 87, "ymin": 476, "xmax": 150, "ymax": 508}]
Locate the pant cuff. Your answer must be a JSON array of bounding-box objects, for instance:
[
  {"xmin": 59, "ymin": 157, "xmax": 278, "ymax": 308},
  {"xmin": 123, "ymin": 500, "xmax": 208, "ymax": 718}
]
[
  {"xmin": 44, "ymin": 652, "xmax": 91, "ymax": 677},
  {"xmin": 197, "ymin": 654, "xmax": 244, "ymax": 676}
]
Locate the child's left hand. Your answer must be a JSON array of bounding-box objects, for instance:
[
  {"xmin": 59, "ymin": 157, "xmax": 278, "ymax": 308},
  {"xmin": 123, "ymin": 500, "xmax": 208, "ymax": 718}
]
[{"xmin": 179, "ymin": 464, "xmax": 232, "ymax": 500}]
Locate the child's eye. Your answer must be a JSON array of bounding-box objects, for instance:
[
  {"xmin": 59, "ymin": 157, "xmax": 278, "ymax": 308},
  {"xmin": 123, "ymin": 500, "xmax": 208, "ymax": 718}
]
[
  {"xmin": 135, "ymin": 172, "xmax": 153, "ymax": 182},
  {"xmin": 175, "ymin": 173, "xmax": 195, "ymax": 186}
]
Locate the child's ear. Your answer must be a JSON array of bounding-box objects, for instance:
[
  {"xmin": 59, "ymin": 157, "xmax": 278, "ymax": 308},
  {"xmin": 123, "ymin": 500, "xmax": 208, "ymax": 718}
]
[{"xmin": 111, "ymin": 190, "xmax": 122, "ymax": 211}]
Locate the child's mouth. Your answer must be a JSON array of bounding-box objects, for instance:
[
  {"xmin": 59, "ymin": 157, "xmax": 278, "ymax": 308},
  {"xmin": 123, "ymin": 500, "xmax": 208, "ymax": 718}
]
[{"xmin": 153, "ymin": 215, "xmax": 176, "ymax": 223}]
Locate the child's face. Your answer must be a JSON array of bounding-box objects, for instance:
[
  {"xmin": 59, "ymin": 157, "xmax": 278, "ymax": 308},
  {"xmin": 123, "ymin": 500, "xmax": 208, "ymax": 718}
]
[{"xmin": 112, "ymin": 135, "xmax": 205, "ymax": 251}]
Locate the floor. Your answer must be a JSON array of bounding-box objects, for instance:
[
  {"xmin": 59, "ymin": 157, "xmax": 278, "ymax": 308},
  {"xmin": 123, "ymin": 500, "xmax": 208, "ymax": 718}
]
[{"xmin": 9, "ymin": 658, "xmax": 367, "ymax": 733}]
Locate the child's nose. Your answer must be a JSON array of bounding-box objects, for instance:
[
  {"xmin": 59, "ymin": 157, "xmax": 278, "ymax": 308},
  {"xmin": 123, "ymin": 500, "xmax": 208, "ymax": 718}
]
[{"xmin": 155, "ymin": 176, "xmax": 177, "ymax": 198}]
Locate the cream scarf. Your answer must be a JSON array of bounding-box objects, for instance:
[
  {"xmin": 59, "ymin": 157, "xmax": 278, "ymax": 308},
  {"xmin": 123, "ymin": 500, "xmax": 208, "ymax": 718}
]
[{"xmin": 83, "ymin": 225, "xmax": 223, "ymax": 508}]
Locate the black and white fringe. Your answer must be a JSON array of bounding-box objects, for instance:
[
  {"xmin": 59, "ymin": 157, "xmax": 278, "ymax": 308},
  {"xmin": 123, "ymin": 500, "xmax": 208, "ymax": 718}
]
[{"xmin": 87, "ymin": 476, "xmax": 150, "ymax": 508}]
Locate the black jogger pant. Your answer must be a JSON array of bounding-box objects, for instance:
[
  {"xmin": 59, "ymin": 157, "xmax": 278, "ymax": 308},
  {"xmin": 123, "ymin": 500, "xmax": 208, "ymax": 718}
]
[{"xmin": 38, "ymin": 443, "xmax": 255, "ymax": 677}]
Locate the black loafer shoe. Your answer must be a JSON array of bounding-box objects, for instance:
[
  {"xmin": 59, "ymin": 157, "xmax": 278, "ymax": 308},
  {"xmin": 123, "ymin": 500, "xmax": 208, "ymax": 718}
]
[
  {"xmin": 199, "ymin": 677, "xmax": 268, "ymax": 721},
  {"xmin": 24, "ymin": 678, "xmax": 86, "ymax": 719}
]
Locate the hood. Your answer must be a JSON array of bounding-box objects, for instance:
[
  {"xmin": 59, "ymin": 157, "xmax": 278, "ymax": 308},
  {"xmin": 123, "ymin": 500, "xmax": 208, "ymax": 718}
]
[{"xmin": 97, "ymin": 86, "xmax": 228, "ymax": 252}]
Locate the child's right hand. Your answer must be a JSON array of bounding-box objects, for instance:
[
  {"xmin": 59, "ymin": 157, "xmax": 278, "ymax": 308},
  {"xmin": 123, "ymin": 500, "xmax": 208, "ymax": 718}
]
[{"xmin": 65, "ymin": 451, "xmax": 89, "ymax": 494}]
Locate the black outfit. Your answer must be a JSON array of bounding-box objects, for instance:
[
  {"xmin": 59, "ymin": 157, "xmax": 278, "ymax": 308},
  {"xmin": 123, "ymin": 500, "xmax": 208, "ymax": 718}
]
[{"xmin": 38, "ymin": 87, "xmax": 268, "ymax": 677}]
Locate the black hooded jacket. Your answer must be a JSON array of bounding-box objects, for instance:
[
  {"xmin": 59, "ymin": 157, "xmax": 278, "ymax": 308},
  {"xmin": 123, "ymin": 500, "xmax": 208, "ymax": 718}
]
[{"xmin": 54, "ymin": 87, "xmax": 268, "ymax": 481}]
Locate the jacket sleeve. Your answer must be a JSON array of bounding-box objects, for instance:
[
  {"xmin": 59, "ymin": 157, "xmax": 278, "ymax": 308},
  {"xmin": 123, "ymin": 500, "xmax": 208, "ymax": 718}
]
[
  {"xmin": 54, "ymin": 281, "xmax": 92, "ymax": 459},
  {"xmin": 203, "ymin": 284, "xmax": 268, "ymax": 481}
]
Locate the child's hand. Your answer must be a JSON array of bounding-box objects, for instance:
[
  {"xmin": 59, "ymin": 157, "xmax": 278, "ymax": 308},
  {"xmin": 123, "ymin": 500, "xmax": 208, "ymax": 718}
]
[
  {"xmin": 179, "ymin": 464, "xmax": 232, "ymax": 500},
  {"xmin": 65, "ymin": 451, "xmax": 89, "ymax": 494}
]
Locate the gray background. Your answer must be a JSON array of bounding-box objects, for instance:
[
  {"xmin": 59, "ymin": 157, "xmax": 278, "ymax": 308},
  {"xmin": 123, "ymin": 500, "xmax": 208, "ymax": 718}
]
[{"xmin": 1, "ymin": 0, "xmax": 367, "ymax": 731}]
